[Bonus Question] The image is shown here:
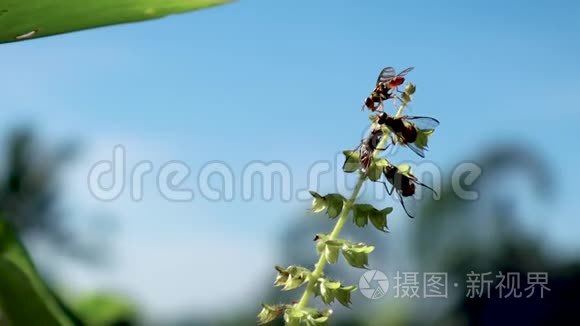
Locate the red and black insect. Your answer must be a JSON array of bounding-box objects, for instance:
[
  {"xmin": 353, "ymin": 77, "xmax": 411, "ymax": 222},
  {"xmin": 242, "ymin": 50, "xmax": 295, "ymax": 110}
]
[
  {"xmin": 353, "ymin": 127, "xmax": 392, "ymax": 171},
  {"xmin": 362, "ymin": 67, "xmax": 414, "ymax": 112},
  {"xmin": 378, "ymin": 163, "xmax": 437, "ymax": 219},
  {"xmin": 343, "ymin": 127, "xmax": 391, "ymax": 172},
  {"xmin": 359, "ymin": 128, "xmax": 385, "ymax": 170},
  {"xmin": 375, "ymin": 112, "xmax": 439, "ymax": 158}
]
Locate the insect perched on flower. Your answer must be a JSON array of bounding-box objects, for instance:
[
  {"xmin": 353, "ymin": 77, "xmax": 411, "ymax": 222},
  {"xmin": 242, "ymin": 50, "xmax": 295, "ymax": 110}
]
[
  {"xmin": 378, "ymin": 163, "xmax": 437, "ymax": 219},
  {"xmin": 344, "ymin": 127, "xmax": 391, "ymax": 172},
  {"xmin": 359, "ymin": 128, "xmax": 389, "ymax": 170},
  {"xmin": 362, "ymin": 67, "xmax": 414, "ymax": 112},
  {"xmin": 261, "ymin": 65, "xmax": 441, "ymax": 325},
  {"xmin": 375, "ymin": 112, "xmax": 439, "ymax": 158}
]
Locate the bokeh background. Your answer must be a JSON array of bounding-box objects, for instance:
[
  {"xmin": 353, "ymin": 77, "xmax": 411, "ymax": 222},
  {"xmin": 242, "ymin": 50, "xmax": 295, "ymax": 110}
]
[{"xmin": 1, "ymin": 0, "xmax": 579, "ymax": 324}]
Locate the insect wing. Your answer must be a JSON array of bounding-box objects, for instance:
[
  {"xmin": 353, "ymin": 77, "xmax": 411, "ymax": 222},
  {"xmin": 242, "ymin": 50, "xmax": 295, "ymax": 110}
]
[
  {"xmin": 404, "ymin": 116, "xmax": 440, "ymax": 130},
  {"xmin": 405, "ymin": 142, "xmax": 426, "ymax": 158},
  {"xmin": 376, "ymin": 67, "xmax": 396, "ymax": 84},
  {"xmin": 384, "ymin": 187, "xmax": 420, "ymax": 219},
  {"xmin": 396, "ymin": 66, "xmax": 414, "ymax": 78},
  {"xmin": 388, "ymin": 181, "xmax": 436, "ymax": 219},
  {"xmin": 399, "ymin": 195, "xmax": 419, "ymax": 218}
]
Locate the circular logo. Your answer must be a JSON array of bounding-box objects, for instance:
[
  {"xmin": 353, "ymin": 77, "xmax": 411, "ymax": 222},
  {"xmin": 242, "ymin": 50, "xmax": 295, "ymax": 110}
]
[{"xmin": 359, "ymin": 270, "xmax": 389, "ymax": 299}]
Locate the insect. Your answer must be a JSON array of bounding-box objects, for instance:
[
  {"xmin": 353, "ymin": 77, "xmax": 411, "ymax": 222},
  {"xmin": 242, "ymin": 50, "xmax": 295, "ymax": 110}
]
[
  {"xmin": 378, "ymin": 163, "xmax": 437, "ymax": 219},
  {"xmin": 362, "ymin": 66, "xmax": 414, "ymax": 112},
  {"xmin": 345, "ymin": 127, "xmax": 391, "ymax": 171},
  {"xmin": 375, "ymin": 112, "xmax": 439, "ymax": 158}
]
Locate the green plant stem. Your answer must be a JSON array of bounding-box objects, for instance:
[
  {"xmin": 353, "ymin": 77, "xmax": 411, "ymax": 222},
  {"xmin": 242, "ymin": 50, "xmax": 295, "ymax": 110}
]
[{"xmin": 295, "ymin": 102, "xmax": 408, "ymax": 310}]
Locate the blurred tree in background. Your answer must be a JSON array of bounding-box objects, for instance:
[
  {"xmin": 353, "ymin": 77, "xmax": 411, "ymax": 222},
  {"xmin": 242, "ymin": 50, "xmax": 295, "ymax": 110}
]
[
  {"xmin": 1, "ymin": 128, "xmax": 75, "ymax": 249},
  {"xmin": 0, "ymin": 127, "xmax": 104, "ymax": 264}
]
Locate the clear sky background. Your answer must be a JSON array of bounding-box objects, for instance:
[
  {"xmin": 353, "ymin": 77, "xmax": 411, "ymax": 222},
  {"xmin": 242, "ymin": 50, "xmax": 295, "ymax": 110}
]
[{"xmin": 1, "ymin": 0, "xmax": 579, "ymax": 318}]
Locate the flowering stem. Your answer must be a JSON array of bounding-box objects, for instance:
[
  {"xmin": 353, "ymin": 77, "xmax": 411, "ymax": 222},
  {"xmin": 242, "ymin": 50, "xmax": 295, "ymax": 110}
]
[{"xmin": 295, "ymin": 102, "xmax": 407, "ymax": 310}]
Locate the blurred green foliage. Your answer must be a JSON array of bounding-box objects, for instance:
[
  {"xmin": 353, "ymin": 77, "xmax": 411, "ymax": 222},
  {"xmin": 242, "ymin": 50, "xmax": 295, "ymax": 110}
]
[
  {"xmin": 72, "ymin": 293, "xmax": 139, "ymax": 326},
  {"xmin": 0, "ymin": 217, "xmax": 73, "ymax": 325}
]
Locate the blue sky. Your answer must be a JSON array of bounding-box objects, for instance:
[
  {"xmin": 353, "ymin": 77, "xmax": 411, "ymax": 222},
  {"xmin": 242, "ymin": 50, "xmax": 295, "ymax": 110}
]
[{"xmin": 1, "ymin": 0, "xmax": 579, "ymax": 317}]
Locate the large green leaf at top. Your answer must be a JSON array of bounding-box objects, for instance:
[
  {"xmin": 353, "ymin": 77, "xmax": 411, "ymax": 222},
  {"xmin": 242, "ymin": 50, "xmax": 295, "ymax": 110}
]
[
  {"xmin": 0, "ymin": 0, "xmax": 232, "ymax": 44},
  {"xmin": 0, "ymin": 218, "xmax": 74, "ymax": 325}
]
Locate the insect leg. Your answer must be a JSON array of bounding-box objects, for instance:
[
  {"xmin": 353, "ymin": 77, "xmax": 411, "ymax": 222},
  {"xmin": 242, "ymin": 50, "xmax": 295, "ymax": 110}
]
[
  {"xmin": 393, "ymin": 94, "xmax": 407, "ymax": 106},
  {"xmin": 375, "ymin": 142, "xmax": 391, "ymax": 151},
  {"xmin": 399, "ymin": 195, "xmax": 415, "ymax": 219},
  {"xmin": 379, "ymin": 181, "xmax": 394, "ymax": 196},
  {"xmin": 389, "ymin": 133, "xmax": 397, "ymax": 147},
  {"xmin": 377, "ymin": 101, "xmax": 384, "ymax": 112},
  {"xmin": 417, "ymin": 181, "xmax": 438, "ymax": 197}
]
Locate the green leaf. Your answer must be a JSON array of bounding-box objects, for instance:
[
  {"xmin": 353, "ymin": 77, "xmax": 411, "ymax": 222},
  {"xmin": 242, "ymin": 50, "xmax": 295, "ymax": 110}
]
[
  {"xmin": 318, "ymin": 279, "xmax": 340, "ymax": 304},
  {"xmin": 324, "ymin": 244, "xmax": 340, "ymax": 264},
  {"xmin": 314, "ymin": 233, "xmax": 329, "ymax": 254},
  {"xmin": 286, "ymin": 307, "xmax": 332, "ymax": 326},
  {"xmin": 258, "ymin": 303, "xmax": 284, "ymax": 324},
  {"xmin": 397, "ymin": 164, "xmax": 413, "ymax": 176},
  {"xmin": 335, "ymin": 285, "xmax": 357, "ymax": 307},
  {"xmin": 0, "ymin": 0, "xmax": 233, "ymax": 44},
  {"xmin": 72, "ymin": 293, "xmax": 137, "ymax": 326},
  {"xmin": 325, "ymin": 194, "xmax": 345, "ymax": 219},
  {"xmin": 309, "ymin": 192, "xmax": 345, "ymax": 219},
  {"xmin": 273, "ymin": 266, "xmax": 288, "ymax": 287},
  {"xmin": 273, "ymin": 265, "xmax": 310, "ymax": 291},
  {"xmin": 353, "ymin": 213, "xmax": 368, "ymax": 227},
  {"xmin": 305, "ymin": 307, "xmax": 333, "ymax": 325},
  {"xmin": 348, "ymin": 243, "xmax": 376, "ymax": 254},
  {"xmin": 342, "ymin": 150, "xmax": 361, "ymax": 173},
  {"xmin": 311, "ymin": 309, "xmax": 332, "ymax": 325},
  {"xmin": 324, "ymin": 280, "xmax": 341, "ymax": 290},
  {"xmin": 282, "ymin": 275, "xmax": 304, "ymax": 291},
  {"xmin": 319, "ymin": 283, "xmax": 334, "ymax": 304},
  {"xmin": 315, "ymin": 278, "xmax": 356, "ymax": 308},
  {"xmin": 367, "ymin": 158, "xmax": 388, "ymax": 181},
  {"xmin": 342, "ymin": 250, "xmax": 368, "ymax": 268},
  {"xmin": 284, "ymin": 306, "xmax": 311, "ymax": 326},
  {"xmin": 306, "ymin": 315, "xmax": 329, "ymax": 326},
  {"xmin": 353, "ymin": 204, "xmax": 392, "ymax": 232},
  {"xmin": 309, "ymin": 191, "xmax": 327, "ymax": 213},
  {"xmin": 369, "ymin": 207, "xmax": 393, "ymax": 232},
  {"xmin": 414, "ymin": 128, "xmax": 434, "ymax": 150},
  {"xmin": 374, "ymin": 158, "xmax": 390, "ymax": 168},
  {"xmin": 0, "ymin": 218, "xmax": 74, "ymax": 325},
  {"xmin": 341, "ymin": 243, "xmax": 375, "ymax": 269},
  {"xmin": 285, "ymin": 316, "xmax": 301, "ymax": 326},
  {"xmin": 317, "ymin": 238, "xmax": 344, "ymax": 264},
  {"xmin": 353, "ymin": 204, "xmax": 372, "ymax": 227}
]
